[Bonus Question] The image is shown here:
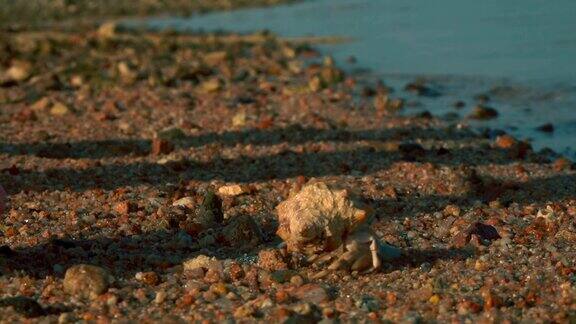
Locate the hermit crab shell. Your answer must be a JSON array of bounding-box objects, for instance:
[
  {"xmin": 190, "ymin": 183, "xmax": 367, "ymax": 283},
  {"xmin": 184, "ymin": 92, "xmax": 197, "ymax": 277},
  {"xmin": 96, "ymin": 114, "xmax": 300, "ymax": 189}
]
[{"xmin": 276, "ymin": 181, "xmax": 371, "ymax": 254}]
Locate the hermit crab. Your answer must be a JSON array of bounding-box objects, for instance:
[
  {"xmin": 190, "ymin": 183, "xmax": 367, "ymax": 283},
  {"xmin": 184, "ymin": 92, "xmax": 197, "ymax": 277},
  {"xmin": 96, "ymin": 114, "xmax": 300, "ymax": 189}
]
[{"xmin": 276, "ymin": 181, "xmax": 400, "ymax": 275}]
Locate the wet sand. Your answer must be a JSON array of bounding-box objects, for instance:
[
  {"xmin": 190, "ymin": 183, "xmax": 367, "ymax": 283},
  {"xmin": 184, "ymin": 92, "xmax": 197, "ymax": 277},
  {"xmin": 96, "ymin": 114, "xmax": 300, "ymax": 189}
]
[{"xmin": 1, "ymin": 1, "xmax": 575, "ymax": 322}]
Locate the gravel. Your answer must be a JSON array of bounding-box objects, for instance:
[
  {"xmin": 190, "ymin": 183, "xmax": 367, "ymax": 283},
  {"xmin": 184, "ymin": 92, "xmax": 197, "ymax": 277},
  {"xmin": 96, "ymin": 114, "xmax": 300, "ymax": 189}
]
[{"xmin": 0, "ymin": 1, "xmax": 575, "ymax": 321}]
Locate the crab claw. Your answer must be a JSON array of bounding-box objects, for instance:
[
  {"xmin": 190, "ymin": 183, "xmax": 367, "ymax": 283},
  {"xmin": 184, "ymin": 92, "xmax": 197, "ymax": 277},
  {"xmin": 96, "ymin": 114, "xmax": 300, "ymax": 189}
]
[{"xmin": 312, "ymin": 229, "xmax": 401, "ymax": 278}]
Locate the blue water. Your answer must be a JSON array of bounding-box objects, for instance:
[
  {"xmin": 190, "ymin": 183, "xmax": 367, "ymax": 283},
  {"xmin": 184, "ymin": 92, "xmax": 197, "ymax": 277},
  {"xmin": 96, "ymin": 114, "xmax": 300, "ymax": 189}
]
[{"xmin": 124, "ymin": 0, "xmax": 576, "ymax": 158}]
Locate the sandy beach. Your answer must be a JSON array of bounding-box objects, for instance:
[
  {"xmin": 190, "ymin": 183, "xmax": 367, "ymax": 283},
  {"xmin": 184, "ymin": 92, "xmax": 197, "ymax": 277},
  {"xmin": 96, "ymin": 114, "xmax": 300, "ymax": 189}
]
[{"xmin": 0, "ymin": 1, "xmax": 575, "ymax": 322}]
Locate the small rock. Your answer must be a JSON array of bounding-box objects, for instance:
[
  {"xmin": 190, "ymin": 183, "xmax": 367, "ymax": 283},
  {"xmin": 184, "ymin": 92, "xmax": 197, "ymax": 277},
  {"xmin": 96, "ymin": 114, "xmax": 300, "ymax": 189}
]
[
  {"xmin": 50, "ymin": 102, "xmax": 70, "ymax": 116},
  {"xmin": 443, "ymin": 204, "xmax": 461, "ymax": 217},
  {"xmin": 210, "ymin": 283, "xmax": 228, "ymax": 296},
  {"xmin": 494, "ymin": 135, "xmax": 532, "ymax": 159},
  {"xmin": 469, "ymin": 105, "xmax": 498, "ymax": 120},
  {"xmin": 228, "ymin": 262, "xmax": 245, "ymax": 281},
  {"xmin": 13, "ymin": 109, "xmax": 37, "ymax": 122},
  {"xmin": 453, "ymin": 100, "xmax": 466, "ymax": 108},
  {"xmin": 155, "ymin": 291, "xmax": 167, "ymax": 304},
  {"xmin": 222, "ymin": 215, "xmax": 263, "ymax": 248},
  {"xmin": 553, "ymin": 157, "xmax": 573, "ymax": 172},
  {"xmin": 197, "ymin": 191, "xmax": 223, "ymax": 227},
  {"xmin": 290, "ymin": 275, "xmax": 305, "ymax": 287},
  {"xmin": 495, "ymin": 135, "xmax": 517, "ymax": 149},
  {"xmin": 135, "ymin": 271, "xmax": 160, "ymax": 286},
  {"xmin": 172, "ymin": 197, "xmax": 195, "ymax": 209},
  {"xmin": 374, "ymin": 95, "xmax": 404, "ymax": 112},
  {"xmin": 199, "ymin": 78, "xmax": 222, "ymax": 93},
  {"xmin": 31, "ymin": 97, "xmax": 50, "ymax": 112},
  {"xmin": 320, "ymin": 66, "xmax": 344, "ymax": 85},
  {"xmin": 232, "ymin": 111, "xmax": 247, "ymax": 127},
  {"xmin": 292, "ymin": 284, "xmax": 331, "ymax": 303},
  {"xmin": 404, "ymin": 81, "xmax": 441, "ymax": 97},
  {"xmin": 399, "ymin": 143, "xmax": 426, "ymax": 161},
  {"xmin": 204, "ymin": 268, "xmax": 221, "ymax": 284},
  {"xmin": 63, "ymin": 264, "xmax": 112, "ymax": 299},
  {"xmin": 218, "ymin": 184, "xmax": 246, "ymax": 196},
  {"xmin": 258, "ymin": 248, "xmax": 289, "ymax": 271},
  {"xmin": 5, "ymin": 61, "xmax": 32, "ymax": 82},
  {"xmin": 453, "ymin": 222, "xmax": 501, "ymax": 248},
  {"xmin": 309, "ymin": 76, "xmax": 323, "ymax": 92},
  {"xmin": 113, "ymin": 201, "xmax": 135, "ymax": 215},
  {"xmin": 183, "ymin": 255, "xmax": 223, "ymax": 273},
  {"xmin": 151, "ymin": 138, "xmax": 174, "ymax": 156},
  {"xmin": 536, "ymin": 123, "xmax": 554, "ymax": 133},
  {"xmin": 234, "ymin": 304, "xmax": 255, "ymax": 318},
  {"xmin": 185, "ymin": 267, "xmax": 205, "ymax": 280},
  {"xmin": 97, "ymin": 22, "xmax": 117, "ymax": 39}
]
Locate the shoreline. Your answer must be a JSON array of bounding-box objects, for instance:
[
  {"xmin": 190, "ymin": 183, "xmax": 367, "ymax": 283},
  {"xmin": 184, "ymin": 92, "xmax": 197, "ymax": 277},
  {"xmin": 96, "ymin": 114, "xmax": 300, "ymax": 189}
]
[{"xmin": 1, "ymin": 1, "xmax": 576, "ymax": 322}]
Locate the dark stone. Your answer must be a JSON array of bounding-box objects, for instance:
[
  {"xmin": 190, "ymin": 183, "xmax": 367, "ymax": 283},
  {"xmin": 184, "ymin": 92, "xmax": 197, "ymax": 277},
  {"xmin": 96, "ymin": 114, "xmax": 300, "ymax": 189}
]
[
  {"xmin": 469, "ymin": 105, "xmax": 499, "ymax": 120},
  {"xmin": 453, "ymin": 222, "xmax": 501, "ymax": 247},
  {"xmin": 453, "ymin": 100, "xmax": 466, "ymax": 108},
  {"xmin": 0, "ymin": 245, "xmax": 16, "ymax": 256},
  {"xmin": 404, "ymin": 81, "xmax": 441, "ymax": 97},
  {"xmin": 536, "ymin": 123, "xmax": 554, "ymax": 133},
  {"xmin": 399, "ymin": 143, "xmax": 426, "ymax": 161}
]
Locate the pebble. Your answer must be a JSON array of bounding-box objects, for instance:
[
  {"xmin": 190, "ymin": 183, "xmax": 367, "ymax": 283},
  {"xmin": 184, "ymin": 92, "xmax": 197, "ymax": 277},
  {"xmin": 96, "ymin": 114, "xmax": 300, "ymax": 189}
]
[
  {"xmin": 404, "ymin": 81, "xmax": 441, "ymax": 97},
  {"xmin": 469, "ymin": 105, "xmax": 498, "ymax": 119},
  {"xmin": 135, "ymin": 271, "xmax": 160, "ymax": 286},
  {"xmin": 97, "ymin": 22, "xmax": 117, "ymax": 39},
  {"xmin": 453, "ymin": 222, "xmax": 501, "ymax": 247},
  {"xmin": 63, "ymin": 264, "xmax": 112, "ymax": 299},
  {"xmin": 234, "ymin": 304, "xmax": 255, "ymax": 318},
  {"xmin": 199, "ymin": 78, "xmax": 222, "ymax": 93},
  {"xmin": 151, "ymin": 138, "xmax": 174, "ymax": 156},
  {"xmin": 495, "ymin": 134, "xmax": 517, "ymax": 149},
  {"xmin": 290, "ymin": 275, "xmax": 305, "ymax": 287},
  {"xmin": 292, "ymin": 284, "xmax": 331, "ymax": 303},
  {"xmin": 5, "ymin": 61, "xmax": 31, "ymax": 82},
  {"xmin": 399, "ymin": 142, "xmax": 426, "ymax": 161},
  {"xmin": 258, "ymin": 248, "xmax": 289, "ymax": 271},
  {"xmin": 204, "ymin": 268, "xmax": 222, "ymax": 284},
  {"xmin": 155, "ymin": 290, "xmax": 167, "ymax": 304},
  {"xmin": 113, "ymin": 200, "xmax": 134, "ymax": 215},
  {"xmin": 172, "ymin": 196, "xmax": 195, "ymax": 209},
  {"xmin": 553, "ymin": 157, "xmax": 573, "ymax": 172},
  {"xmin": 183, "ymin": 255, "xmax": 223, "ymax": 273},
  {"xmin": 210, "ymin": 283, "xmax": 228, "ymax": 296},
  {"xmin": 454, "ymin": 100, "xmax": 466, "ymax": 108},
  {"xmin": 50, "ymin": 102, "xmax": 70, "ymax": 116},
  {"xmin": 536, "ymin": 123, "xmax": 554, "ymax": 133},
  {"xmin": 232, "ymin": 111, "xmax": 247, "ymax": 127},
  {"xmin": 218, "ymin": 184, "xmax": 246, "ymax": 196},
  {"xmin": 228, "ymin": 262, "xmax": 245, "ymax": 281}
]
